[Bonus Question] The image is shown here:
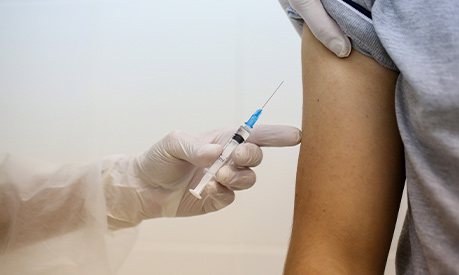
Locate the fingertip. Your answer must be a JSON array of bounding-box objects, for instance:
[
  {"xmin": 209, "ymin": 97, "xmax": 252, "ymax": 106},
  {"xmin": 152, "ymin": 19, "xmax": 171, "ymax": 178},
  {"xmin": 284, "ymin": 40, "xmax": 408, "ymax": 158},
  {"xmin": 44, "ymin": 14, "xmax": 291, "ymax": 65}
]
[
  {"xmin": 233, "ymin": 144, "xmax": 263, "ymax": 167},
  {"xmin": 330, "ymin": 37, "xmax": 352, "ymax": 58},
  {"xmin": 338, "ymin": 47, "xmax": 351, "ymax": 58},
  {"xmin": 285, "ymin": 127, "xmax": 302, "ymax": 146},
  {"xmin": 293, "ymin": 128, "xmax": 302, "ymax": 144},
  {"xmin": 215, "ymin": 165, "xmax": 256, "ymax": 190}
]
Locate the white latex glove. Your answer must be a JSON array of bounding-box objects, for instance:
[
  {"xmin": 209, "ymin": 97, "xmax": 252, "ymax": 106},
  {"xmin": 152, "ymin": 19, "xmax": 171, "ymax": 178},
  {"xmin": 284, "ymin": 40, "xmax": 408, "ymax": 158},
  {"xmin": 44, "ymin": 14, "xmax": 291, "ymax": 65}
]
[
  {"xmin": 103, "ymin": 125, "xmax": 301, "ymax": 228},
  {"xmin": 279, "ymin": 0, "xmax": 352, "ymax": 57},
  {"xmin": 0, "ymin": 125, "xmax": 300, "ymax": 272}
]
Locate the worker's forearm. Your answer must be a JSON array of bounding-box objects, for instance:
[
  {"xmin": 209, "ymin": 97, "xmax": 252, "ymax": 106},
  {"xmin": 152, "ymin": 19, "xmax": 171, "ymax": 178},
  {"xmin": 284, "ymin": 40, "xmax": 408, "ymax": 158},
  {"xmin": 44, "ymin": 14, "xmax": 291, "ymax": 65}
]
[
  {"xmin": 0, "ymin": 154, "xmax": 110, "ymax": 252},
  {"xmin": 284, "ymin": 26, "xmax": 405, "ymax": 274}
]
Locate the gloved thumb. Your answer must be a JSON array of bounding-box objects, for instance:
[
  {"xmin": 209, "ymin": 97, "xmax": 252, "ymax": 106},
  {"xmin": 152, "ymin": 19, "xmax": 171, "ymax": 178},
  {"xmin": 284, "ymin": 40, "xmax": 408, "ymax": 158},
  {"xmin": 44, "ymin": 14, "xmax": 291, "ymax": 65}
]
[
  {"xmin": 289, "ymin": 0, "xmax": 351, "ymax": 57},
  {"xmin": 164, "ymin": 131, "xmax": 223, "ymax": 167}
]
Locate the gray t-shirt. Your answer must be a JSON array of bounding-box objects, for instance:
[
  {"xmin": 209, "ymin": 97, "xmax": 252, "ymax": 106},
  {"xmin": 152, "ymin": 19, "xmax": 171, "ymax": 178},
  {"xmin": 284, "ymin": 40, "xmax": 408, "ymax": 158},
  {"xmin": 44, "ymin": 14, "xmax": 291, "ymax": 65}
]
[{"xmin": 289, "ymin": 1, "xmax": 459, "ymax": 273}]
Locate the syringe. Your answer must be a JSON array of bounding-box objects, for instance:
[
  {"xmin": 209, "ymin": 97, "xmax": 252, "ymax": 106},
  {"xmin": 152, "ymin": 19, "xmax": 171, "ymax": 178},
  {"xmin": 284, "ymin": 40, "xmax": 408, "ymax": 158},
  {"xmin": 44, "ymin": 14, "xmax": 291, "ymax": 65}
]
[{"xmin": 189, "ymin": 81, "xmax": 284, "ymax": 199}]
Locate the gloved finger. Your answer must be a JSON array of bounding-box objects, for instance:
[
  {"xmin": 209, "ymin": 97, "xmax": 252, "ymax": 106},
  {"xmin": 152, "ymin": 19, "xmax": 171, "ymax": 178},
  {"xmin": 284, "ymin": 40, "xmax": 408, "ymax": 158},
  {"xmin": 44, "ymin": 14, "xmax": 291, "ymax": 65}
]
[
  {"xmin": 163, "ymin": 131, "xmax": 223, "ymax": 167},
  {"xmin": 289, "ymin": 0, "xmax": 352, "ymax": 57},
  {"xmin": 246, "ymin": 125, "xmax": 302, "ymax": 147},
  {"xmin": 205, "ymin": 181, "xmax": 235, "ymax": 212},
  {"xmin": 216, "ymin": 165, "xmax": 256, "ymax": 190},
  {"xmin": 279, "ymin": 0, "xmax": 305, "ymax": 36},
  {"xmin": 279, "ymin": 0, "xmax": 290, "ymax": 10},
  {"xmin": 232, "ymin": 143, "xmax": 263, "ymax": 167}
]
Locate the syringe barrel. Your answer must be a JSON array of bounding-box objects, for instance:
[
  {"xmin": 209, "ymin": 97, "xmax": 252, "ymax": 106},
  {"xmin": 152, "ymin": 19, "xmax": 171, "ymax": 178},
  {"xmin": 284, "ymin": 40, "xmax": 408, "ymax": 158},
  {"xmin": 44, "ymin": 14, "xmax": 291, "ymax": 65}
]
[
  {"xmin": 207, "ymin": 125, "xmax": 251, "ymax": 175},
  {"xmin": 189, "ymin": 125, "xmax": 252, "ymax": 199}
]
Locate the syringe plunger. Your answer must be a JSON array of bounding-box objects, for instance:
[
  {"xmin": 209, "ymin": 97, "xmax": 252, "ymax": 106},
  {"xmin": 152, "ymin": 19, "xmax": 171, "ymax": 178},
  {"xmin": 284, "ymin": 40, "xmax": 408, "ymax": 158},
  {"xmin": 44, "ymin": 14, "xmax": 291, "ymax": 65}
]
[{"xmin": 189, "ymin": 124, "xmax": 252, "ymax": 199}]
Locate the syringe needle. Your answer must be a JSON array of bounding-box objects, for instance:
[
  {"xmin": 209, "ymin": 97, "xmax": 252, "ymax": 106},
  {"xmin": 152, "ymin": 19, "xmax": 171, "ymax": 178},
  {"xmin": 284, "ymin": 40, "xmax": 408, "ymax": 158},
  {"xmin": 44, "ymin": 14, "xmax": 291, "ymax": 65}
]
[{"xmin": 261, "ymin": 80, "xmax": 284, "ymax": 110}]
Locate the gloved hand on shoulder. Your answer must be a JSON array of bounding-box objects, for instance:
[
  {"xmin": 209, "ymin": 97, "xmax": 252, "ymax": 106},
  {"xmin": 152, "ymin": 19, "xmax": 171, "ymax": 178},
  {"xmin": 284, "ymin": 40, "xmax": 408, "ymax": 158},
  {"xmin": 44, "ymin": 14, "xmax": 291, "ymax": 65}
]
[{"xmin": 279, "ymin": 0, "xmax": 351, "ymax": 57}]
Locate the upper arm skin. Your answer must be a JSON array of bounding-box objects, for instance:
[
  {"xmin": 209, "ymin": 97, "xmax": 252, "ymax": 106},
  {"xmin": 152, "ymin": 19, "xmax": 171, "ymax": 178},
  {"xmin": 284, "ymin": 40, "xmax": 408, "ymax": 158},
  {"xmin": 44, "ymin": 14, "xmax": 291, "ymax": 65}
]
[{"xmin": 284, "ymin": 26, "xmax": 405, "ymax": 274}]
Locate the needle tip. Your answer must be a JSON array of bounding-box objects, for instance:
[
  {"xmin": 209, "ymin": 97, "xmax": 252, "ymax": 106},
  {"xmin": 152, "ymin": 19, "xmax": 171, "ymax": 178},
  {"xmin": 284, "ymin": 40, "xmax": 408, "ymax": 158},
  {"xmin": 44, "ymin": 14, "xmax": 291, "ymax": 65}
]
[{"xmin": 261, "ymin": 81, "xmax": 284, "ymax": 109}]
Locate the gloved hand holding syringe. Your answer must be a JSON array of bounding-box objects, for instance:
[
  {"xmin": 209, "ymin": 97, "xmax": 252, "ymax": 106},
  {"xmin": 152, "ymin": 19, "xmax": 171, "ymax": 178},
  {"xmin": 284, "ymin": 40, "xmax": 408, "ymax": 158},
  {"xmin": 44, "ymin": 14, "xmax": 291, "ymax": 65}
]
[{"xmin": 189, "ymin": 81, "xmax": 284, "ymax": 199}]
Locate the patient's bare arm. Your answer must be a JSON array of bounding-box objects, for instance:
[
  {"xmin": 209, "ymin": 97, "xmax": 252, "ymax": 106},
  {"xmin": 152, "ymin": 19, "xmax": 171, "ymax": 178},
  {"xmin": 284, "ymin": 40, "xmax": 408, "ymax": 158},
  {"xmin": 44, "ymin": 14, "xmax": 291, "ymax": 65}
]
[{"xmin": 284, "ymin": 26, "xmax": 405, "ymax": 274}]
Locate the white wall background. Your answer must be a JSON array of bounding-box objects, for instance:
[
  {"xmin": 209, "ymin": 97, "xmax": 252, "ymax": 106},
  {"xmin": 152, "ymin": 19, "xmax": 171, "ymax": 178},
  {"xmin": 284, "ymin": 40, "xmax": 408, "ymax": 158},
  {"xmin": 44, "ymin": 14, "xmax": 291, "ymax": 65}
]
[{"xmin": 0, "ymin": 0, "xmax": 406, "ymax": 274}]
